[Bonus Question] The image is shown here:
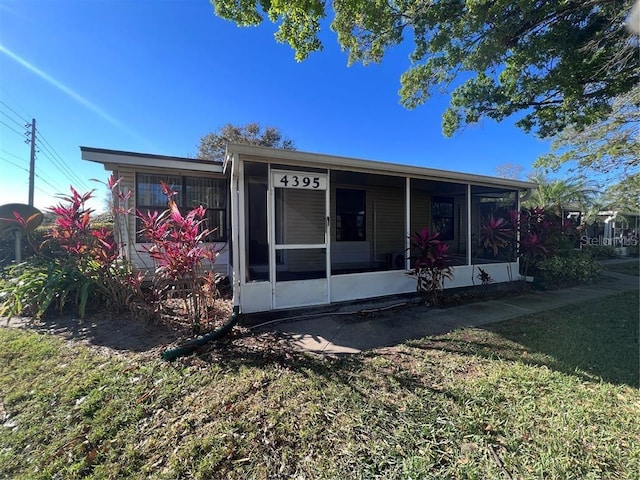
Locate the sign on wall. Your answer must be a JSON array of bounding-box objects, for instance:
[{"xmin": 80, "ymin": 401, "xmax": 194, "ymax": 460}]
[{"xmin": 272, "ymin": 170, "xmax": 327, "ymax": 190}]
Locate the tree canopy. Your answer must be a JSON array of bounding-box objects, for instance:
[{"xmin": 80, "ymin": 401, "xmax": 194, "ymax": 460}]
[
  {"xmin": 535, "ymin": 84, "xmax": 640, "ymax": 179},
  {"xmin": 602, "ymin": 174, "xmax": 640, "ymax": 213},
  {"xmin": 197, "ymin": 122, "xmax": 295, "ymax": 162},
  {"xmin": 210, "ymin": 1, "xmax": 639, "ymax": 138}
]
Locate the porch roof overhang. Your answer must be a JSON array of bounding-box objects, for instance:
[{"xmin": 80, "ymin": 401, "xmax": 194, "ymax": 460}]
[
  {"xmin": 225, "ymin": 143, "xmax": 536, "ymax": 191},
  {"xmin": 80, "ymin": 146, "xmax": 224, "ymax": 174}
]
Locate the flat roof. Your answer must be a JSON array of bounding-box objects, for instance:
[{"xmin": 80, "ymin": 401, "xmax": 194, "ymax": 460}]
[
  {"xmin": 80, "ymin": 146, "xmax": 224, "ymax": 173},
  {"xmin": 226, "ymin": 143, "xmax": 536, "ymax": 190},
  {"xmin": 80, "ymin": 144, "xmax": 536, "ymax": 190}
]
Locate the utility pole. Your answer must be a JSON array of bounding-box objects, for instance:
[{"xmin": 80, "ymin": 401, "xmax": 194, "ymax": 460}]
[{"xmin": 28, "ymin": 118, "xmax": 36, "ymax": 206}]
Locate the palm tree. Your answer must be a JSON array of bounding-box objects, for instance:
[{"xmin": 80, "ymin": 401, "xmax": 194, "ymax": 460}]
[{"xmin": 524, "ymin": 173, "xmax": 599, "ymax": 218}]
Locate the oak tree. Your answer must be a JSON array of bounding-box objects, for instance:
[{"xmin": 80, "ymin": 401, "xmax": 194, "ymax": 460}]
[
  {"xmin": 197, "ymin": 122, "xmax": 295, "ymax": 162},
  {"xmin": 535, "ymin": 84, "xmax": 640, "ymax": 179},
  {"xmin": 209, "ymin": 1, "xmax": 639, "ymax": 139},
  {"xmin": 602, "ymin": 174, "xmax": 640, "ymax": 213}
]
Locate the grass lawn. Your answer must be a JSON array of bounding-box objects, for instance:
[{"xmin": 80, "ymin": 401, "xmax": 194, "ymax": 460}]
[
  {"xmin": 1, "ymin": 291, "xmax": 638, "ymax": 479},
  {"xmin": 604, "ymin": 259, "xmax": 640, "ymax": 276}
]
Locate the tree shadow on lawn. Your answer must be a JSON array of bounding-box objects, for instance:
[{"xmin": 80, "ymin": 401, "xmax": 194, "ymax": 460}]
[
  {"xmin": 2, "ymin": 296, "xmax": 235, "ymax": 354},
  {"xmin": 187, "ymin": 327, "xmax": 454, "ymax": 407},
  {"xmin": 408, "ymin": 290, "xmax": 639, "ymax": 388},
  {"xmin": 3, "ymin": 310, "xmax": 191, "ymax": 354}
]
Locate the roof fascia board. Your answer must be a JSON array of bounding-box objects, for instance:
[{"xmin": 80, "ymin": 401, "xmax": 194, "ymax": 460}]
[
  {"xmin": 226, "ymin": 143, "xmax": 536, "ymax": 190},
  {"xmin": 81, "ymin": 146, "xmax": 223, "ymax": 173}
]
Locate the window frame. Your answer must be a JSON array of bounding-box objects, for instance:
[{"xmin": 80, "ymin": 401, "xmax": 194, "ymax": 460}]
[
  {"xmin": 335, "ymin": 188, "xmax": 366, "ymax": 242},
  {"xmin": 432, "ymin": 196, "xmax": 455, "ymax": 241},
  {"xmin": 135, "ymin": 173, "xmax": 227, "ymax": 243}
]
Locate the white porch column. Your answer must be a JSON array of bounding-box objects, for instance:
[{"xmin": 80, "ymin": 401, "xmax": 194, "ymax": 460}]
[
  {"xmin": 405, "ymin": 177, "xmax": 411, "ymax": 270},
  {"xmin": 230, "ymin": 153, "xmax": 242, "ymax": 309},
  {"xmin": 467, "ymin": 184, "xmax": 472, "ymax": 265},
  {"xmin": 325, "ymin": 168, "xmax": 331, "ymax": 300}
]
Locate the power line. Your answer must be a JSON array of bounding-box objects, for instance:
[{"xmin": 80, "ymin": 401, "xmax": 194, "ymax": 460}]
[
  {"xmin": 1, "ymin": 156, "xmax": 58, "ymax": 200},
  {"xmin": 35, "ymin": 185, "xmax": 55, "ymax": 198},
  {"xmin": 0, "ymin": 100, "xmax": 30, "ymax": 125},
  {"xmin": 0, "ymin": 109, "xmax": 26, "ymax": 129},
  {"xmin": 1, "ymin": 155, "xmax": 28, "ymax": 173},
  {"xmin": 35, "ymin": 174, "xmax": 63, "ymax": 194},
  {"xmin": 0, "ymin": 148, "xmax": 66, "ymax": 191},
  {"xmin": 0, "ymin": 102, "xmax": 92, "ymax": 193},
  {"xmin": 0, "ymin": 119, "xmax": 27, "ymax": 138},
  {"xmin": 0, "ymin": 103, "xmax": 91, "ymax": 191},
  {"xmin": 35, "ymin": 140, "xmax": 91, "ymax": 191},
  {"xmin": 0, "ymin": 148, "xmax": 27, "ymax": 163},
  {"xmin": 38, "ymin": 171, "xmax": 67, "ymax": 192},
  {"xmin": 36, "ymin": 132, "xmax": 91, "ymax": 191}
]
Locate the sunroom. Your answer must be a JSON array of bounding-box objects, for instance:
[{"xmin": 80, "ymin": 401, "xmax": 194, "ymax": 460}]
[{"xmin": 226, "ymin": 144, "xmax": 534, "ymax": 314}]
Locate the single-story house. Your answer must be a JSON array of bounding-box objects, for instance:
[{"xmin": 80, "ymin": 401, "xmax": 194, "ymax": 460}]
[{"xmin": 81, "ymin": 144, "xmax": 536, "ymax": 314}]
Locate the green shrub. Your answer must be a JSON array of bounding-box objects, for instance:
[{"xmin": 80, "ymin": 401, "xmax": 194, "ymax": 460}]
[
  {"xmin": 0, "ymin": 226, "xmax": 44, "ymax": 268},
  {"xmin": 536, "ymin": 250, "xmax": 602, "ymax": 289},
  {"xmin": 0, "ymin": 188, "xmax": 141, "ymax": 319},
  {"xmin": 581, "ymin": 245, "xmax": 618, "ymax": 259},
  {"xmin": 0, "ymin": 259, "xmax": 97, "ymax": 318},
  {"xmin": 0, "ymin": 234, "xmax": 13, "ymax": 267}
]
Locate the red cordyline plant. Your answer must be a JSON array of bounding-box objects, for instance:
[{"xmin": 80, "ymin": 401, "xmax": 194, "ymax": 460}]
[
  {"xmin": 0, "ymin": 186, "xmax": 146, "ymax": 319},
  {"xmin": 517, "ymin": 207, "xmax": 559, "ymax": 282},
  {"xmin": 480, "ymin": 214, "xmax": 515, "ymax": 258},
  {"xmin": 136, "ymin": 181, "xmax": 221, "ymax": 333},
  {"xmin": 48, "ymin": 187, "xmax": 146, "ymax": 313},
  {"xmin": 49, "ymin": 188, "xmax": 112, "ymax": 261},
  {"xmin": 407, "ymin": 227, "xmax": 454, "ymax": 306}
]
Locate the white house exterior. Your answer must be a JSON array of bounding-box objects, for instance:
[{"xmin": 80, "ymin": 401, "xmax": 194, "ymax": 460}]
[{"xmin": 82, "ymin": 144, "xmax": 535, "ymax": 314}]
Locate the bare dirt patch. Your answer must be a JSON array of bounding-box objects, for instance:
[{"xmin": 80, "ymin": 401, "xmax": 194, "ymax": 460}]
[
  {"xmin": 1, "ymin": 296, "xmax": 235, "ymax": 358},
  {"xmin": 1, "ymin": 295, "xmax": 301, "ymax": 363}
]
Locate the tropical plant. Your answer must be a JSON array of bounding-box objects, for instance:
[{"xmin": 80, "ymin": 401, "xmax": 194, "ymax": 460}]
[
  {"xmin": 0, "ymin": 259, "xmax": 95, "ymax": 319},
  {"xmin": 137, "ymin": 181, "xmax": 222, "ymax": 333},
  {"xmin": 407, "ymin": 227, "xmax": 453, "ymax": 306},
  {"xmin": 49, "ymin": 188, "xmax": 146, "ymax": 314},
  {"xmin": 523, "ymin": 173, "xmax": 598, "ymax": 217},
  {"xmin": 581, "ymin": 245, "xmax": 619, "ymax": 260},
  {"xmin": 475, "ymin": 266, "xmax": 493, "ymax": 297},
  {"xmin": 518, "ymin": 208, "xmax": 551, "ymax": 280},
  {"xmin": 479, "ymin": 214, "xmax": 516, "ymax": 259},
  {"xmin": 517, "ymin": 206, "xmax": 584, "ymax": 283},
  {"xmin": 0, "ymin": 188, "xmax": 146, "ymax": 319}
]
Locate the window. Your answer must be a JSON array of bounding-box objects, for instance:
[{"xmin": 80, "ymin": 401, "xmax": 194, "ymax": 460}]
[
  {"xmin": 432, "ymin": 196, "xmax": 454, "ymax": 241},
  {"xmin": 136, "ymin": 173, "xmax": 227, "ymax": 242},
  {"xmin": 336, "ymin": 188, "xmax": 366, "ymax": 241}
]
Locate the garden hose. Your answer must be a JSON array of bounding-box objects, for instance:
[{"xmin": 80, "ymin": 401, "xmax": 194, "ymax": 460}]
[{"xmin": 161, "ymin": 305, "xmax": 239, "ymax": 361}]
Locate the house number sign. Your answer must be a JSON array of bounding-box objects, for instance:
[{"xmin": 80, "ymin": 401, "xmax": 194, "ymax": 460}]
[{"xmin": 272, "ymin": 170, "xmax": 327, "ymax": 190}]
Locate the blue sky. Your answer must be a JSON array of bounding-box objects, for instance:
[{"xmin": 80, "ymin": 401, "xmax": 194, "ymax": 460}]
[{"xmin": 0, "ymin": 0, "xmax": 552, "ymax": 213}]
